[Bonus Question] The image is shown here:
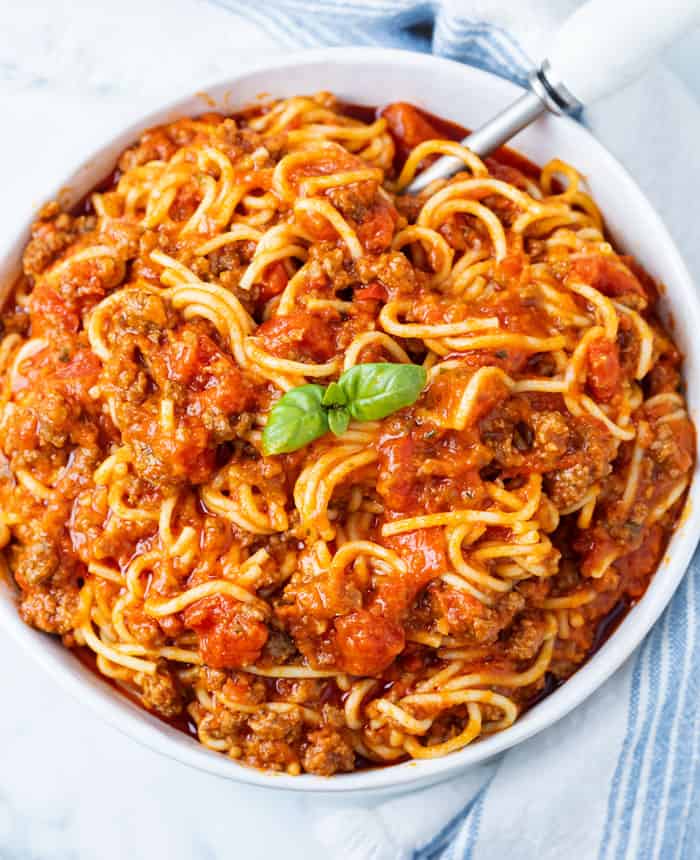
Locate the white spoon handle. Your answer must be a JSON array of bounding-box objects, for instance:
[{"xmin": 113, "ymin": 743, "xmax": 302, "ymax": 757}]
[{"xmin": 547, "ymin": 0, "xmax": 700, "ymax": 106}]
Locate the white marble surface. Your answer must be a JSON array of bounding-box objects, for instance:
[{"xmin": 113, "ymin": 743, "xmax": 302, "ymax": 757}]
[{"xmin": 1, "ymin": 3, "xmax": 699, "ymax": 859}]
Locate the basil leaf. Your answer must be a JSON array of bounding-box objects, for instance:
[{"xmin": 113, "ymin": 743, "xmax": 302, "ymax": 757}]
[
  {"xmin": 262, "ymin": 384, "xmax": 329, "ymax": 455},
  {"xmin": 322, "ymin": 381, "xmax": 347, "ymax": 408},
  {"xmin": 338, "ymin": 362, "xmax": 427, "ymax": 421},
  {"xmin": 328, "ymin": 407, "xmax": 350, "ymax": 436}
]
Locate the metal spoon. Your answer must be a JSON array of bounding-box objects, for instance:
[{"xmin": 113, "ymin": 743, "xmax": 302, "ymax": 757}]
[{"xmin": 407, "ymin": 0, "xmax": 700, "ymax": 194}]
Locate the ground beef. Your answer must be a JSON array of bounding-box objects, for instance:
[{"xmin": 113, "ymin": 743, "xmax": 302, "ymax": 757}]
[
  {"xmin": 545, "ymin": 418, "xmax": 615, "ymax": 510},
  {"xmin": 12, "ymin": 539, "xmax": 60, "ymax": 587},
  {"xmin": 124, "ymin": 606, "xmax": 167, "ymax": 648},
  {"xmin": 326, "ymin": 179, "xmax": 377, "ymax": 223},
  {"xmin": 531, "ymin": 411, "xmax": 570, "ymax": 458},
  {"xmin": 198, "ymin": 666, "xmax": 228, "ymax": 693},
  {"xmin": 647, "ymin": 354, "xmax": 681, "ymax": 395},
  {"xmin": 260, "ymin": 627, "xmax": 297, "ymax": 663},
  {"xmin": 503, "ymin": 615, "xmax": 547, "ymax": 661},
  {"xmin": 1, "ymin": 384, "xmax": 89, "ymax": 475},
  {"xmin": 472, "ymin": 591, "xmax": 526, "ymax": 644},
  {"xmin": 140, "ymin": 667, "xmax": 183, "ymax": 718},
  {"xmin": 205, "ymin": 706, "xmax": 249, "ymax": 740},
  {"xmin": 22, "ymin": 204, "xmax": 96, "ymax": 278},
  {"xmin": 430, "ymin": 584, "xmax": 525, "ymax": 644},
  {"xmin": 302, "ymin": 726, "xmax": 355, "ymax": 776},
  {"xmin": 247, "ymin": 709, "xmax": 303, "ymax": 743},
  {"xmin": 242, "ymin": 708, "xmax": 305, "ymax": 772},
  {"xmin": 208, "ymin": 241, "xmax": 253, "ymax": 278},
  {"xmin": 648, "ymin": 421, "xmax": 694, "ymax": 478},
  {"xmin": 19, "ymin": 584, "xmax": 79, "ymax": 634},
  {"xmin": 213, "ymin": 120, "xmax": 284, "ymax": 164},
  {"xmin": 102, "ymin": 220, "xmax": 142, "ymax": 260},
  {"xmin": 0, "ymin": 308, "xmax": 29, "ymax": 337},
  {"xmin": 479, "ymin": 397, "xmax": 572, "ymax": 474},
  {"xmin": 354, "ymin": 250, "xmax": 418, "ymax": 298},
  {"xmin": 36, "ymin": 389, "xmax": 81, "ymax": 449},
  {"xmin": 429, "ymin": 582, "xmax": 484, "ymax": 636},
  {"xmin": 547, "ymin": 462, "xmax": 595, "ymax": 510},
  {"xmin": 108, "ymin": 288, "xmax": 174, "ymax": 343}
]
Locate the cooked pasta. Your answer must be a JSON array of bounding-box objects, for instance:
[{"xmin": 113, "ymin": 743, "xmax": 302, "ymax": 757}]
[{"xmin": 0, "ymin": 93, "xmax": 693, "ymax": 776}]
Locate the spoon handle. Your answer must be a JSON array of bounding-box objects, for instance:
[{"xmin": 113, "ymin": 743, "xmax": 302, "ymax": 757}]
[
  {"xmin": 406, "ymin": 91, "xmax": 547, "ymax": 192},
  {"xmin": 547, "ymin": 0, "xmax": 700, "ymax": 106},
  {"xmin": 406, "ymin": 0, "xmax": 700, "ymax": 194}
]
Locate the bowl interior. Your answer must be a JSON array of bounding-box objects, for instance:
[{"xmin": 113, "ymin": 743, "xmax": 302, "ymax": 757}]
[{"xmin": 1, "ymin": 48, "xmax": 698, "ymax": 794}]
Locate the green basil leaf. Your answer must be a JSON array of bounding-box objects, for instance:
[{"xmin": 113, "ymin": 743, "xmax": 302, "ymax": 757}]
[
  {"xmin": 338, "ymin": 362, "xmax": 427, "ymax": 422},
  {"xmin": 322, "ymin": 381, "xmax": 347, "ymax": 408},
  {"xmin": 262, "ymin": 384, "xmax": 329, "ymax": 455},
  {"xmin": 328, "ymin": 407, "xmax": 350, "ymax": 436}
]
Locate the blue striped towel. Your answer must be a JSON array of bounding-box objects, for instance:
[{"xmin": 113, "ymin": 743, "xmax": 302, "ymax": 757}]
[{"xmin": 213, "ymin": 2, "xmax": 700, "ymax": 857}]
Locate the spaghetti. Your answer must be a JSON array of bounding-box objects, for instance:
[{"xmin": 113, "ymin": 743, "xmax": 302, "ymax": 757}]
[{"xmin": 0, "ymin": 93, "xmax": 694, "ymax": 776}]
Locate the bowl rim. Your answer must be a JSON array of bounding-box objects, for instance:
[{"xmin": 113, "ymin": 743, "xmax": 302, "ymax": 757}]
[{"xmin": 1, "ymin": 45, "xmax": 698, "ymax": 794}]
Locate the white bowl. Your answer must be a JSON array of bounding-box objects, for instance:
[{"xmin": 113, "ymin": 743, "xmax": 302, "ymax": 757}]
[{"xmin": 1, "ymin": 47, "xmax": 698, "ymax": 795}]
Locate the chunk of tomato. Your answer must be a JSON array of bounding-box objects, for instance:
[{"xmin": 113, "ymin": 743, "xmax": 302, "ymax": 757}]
[
  {"xmin": 184, "ymin": 594, "xmax": 268, "ymax": 669},
  {"xmin": 334, "ymin": 609, "xmax": 405, "ymax": 676}
]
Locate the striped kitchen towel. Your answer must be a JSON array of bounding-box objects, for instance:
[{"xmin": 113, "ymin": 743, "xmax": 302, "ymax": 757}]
[{"xmin": 211, "ymin": 2, "xmax": 700, "ymax": 857}]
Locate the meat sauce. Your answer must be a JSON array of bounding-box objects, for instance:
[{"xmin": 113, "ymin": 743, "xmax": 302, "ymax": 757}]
[{"xmin": 3, "ymin": 95, "xmax": 693, "ymax": 775}]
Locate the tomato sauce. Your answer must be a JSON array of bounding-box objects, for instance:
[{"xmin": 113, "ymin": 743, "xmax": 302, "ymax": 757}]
[{"xmin": 2, "ymin": 95, "xmax": 693, "ymax": 776}]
